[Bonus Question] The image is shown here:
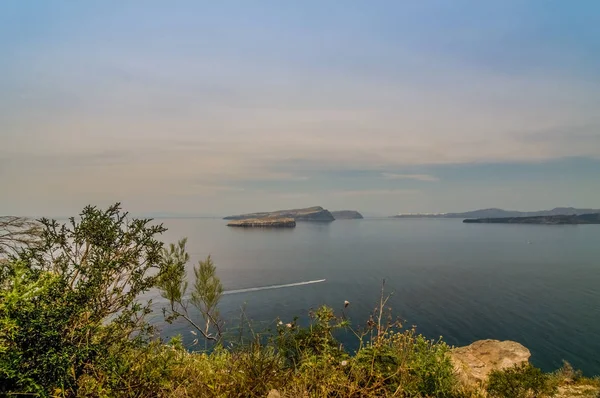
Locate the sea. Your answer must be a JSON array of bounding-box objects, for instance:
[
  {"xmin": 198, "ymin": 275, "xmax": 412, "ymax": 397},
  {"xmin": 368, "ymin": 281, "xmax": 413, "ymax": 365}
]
[{"xmin": 144, "ymin": 217, "xmax": 600, "ymax": 376}]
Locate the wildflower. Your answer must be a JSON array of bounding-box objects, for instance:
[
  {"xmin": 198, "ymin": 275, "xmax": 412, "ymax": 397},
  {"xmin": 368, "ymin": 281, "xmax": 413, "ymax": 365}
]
[
  {"xmin": 286, "ymin": 323, "xmax": 292, "ymax": 328},
  {"xmin": 341, "ymin": 360, "xmax": 348, "ymax": 366},
  {"xmin": 278, "ymin": 320, "xmax": 283, "ymax": 326},
  {"xmin": 344, "ymin": 300, "xmax": 350, "ymax": 308}
]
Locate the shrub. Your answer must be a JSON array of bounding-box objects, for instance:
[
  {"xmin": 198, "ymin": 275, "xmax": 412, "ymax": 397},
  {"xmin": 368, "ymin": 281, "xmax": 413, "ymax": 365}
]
[
  {"xmin": 350, "ymin": 329, "xmax": 455, "ymax": 397},
  {"xmin": 274, "ymin": 303, "xmax": 456, "ymax": 397},
  {"xmin": 76, "ymin": 338, "xmax": 185, "ymax": 397},
  {"xmin": 0, "ymin": 204, "xmax": 168, "ymax": 396},
  {"xmin": 275, "ymin": 306, "xmax": 347, "ymax": 366},
  {"xmin": 553, "ymin": 360, "xmax": 583, "ymax": 383},
  {"xmin": 487, "ymin": 362, "xmax": 557, "ymax": 398},
  {"xmin": 157, "ymin": 239, "xmax": 224, "ymax": 346}
]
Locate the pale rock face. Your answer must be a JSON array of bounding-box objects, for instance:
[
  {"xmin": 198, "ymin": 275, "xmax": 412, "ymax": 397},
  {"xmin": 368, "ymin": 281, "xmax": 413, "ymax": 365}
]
[
  {"xmin": 266, "ymin": 389, "xmax": 281, "ymax": 398},
  {"xmin": 556, "ymin": 385, "xmax": 600, "ymax": 398},
  {"xmin": 450, "ymin": 339, "xmax": 531, "ymax": 386}
]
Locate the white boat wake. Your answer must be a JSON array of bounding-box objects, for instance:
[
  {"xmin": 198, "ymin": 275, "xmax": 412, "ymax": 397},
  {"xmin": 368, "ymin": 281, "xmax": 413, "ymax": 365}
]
[{"xmin": 223, "ymin": 279, "xmax": 326, "ymax": 295}]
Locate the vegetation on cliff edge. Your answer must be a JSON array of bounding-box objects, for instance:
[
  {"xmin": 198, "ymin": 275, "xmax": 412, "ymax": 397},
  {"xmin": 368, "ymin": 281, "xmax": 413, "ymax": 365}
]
[{"xmin": 0, "ymin": 204, "xmax": 597, "ymax": 397}]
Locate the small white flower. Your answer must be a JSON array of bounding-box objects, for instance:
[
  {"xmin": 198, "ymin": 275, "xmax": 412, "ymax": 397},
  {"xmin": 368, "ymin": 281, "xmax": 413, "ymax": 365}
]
[
  {"xmin": 341, "ymin": 360, "xmax": 348, "ymax": 366},
  {"xmin": 286, "ymin": 323, "xmax": 292, "ymax": 328},
  {"xmin": 278, "ymin": 321, "xmax": 283, "ymax": 326}
]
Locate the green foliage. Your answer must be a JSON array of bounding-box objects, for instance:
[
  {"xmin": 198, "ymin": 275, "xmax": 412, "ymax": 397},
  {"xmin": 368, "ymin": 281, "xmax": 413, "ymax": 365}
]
[
  {"xmin": 273, "ymin": 304, "xmax": 456, "ymax": 397},
  {"xmin": 275, "ymin": 306, "xmax": 347, "ymax": 366},
  {"xmin": 76, "ymin": 338, "xmax": 188, "ymax": 397},
  {"xmin": 0, "ymin": 203, "xmax": 167, "ymax": 396},
  {"xmin": 157, "ymin": 238, "xmax": 189, "ymax": 309},
  {"xmin": 350, "ymin": 329, "xmax": 455, "ymax": 397},
  {"xmin": 487, "ymin": 362, "xmax": 558, "ymax": 398},
  {"xmin": 191, "ymin": 255, "xmax": 223, "ymax": 332},
  {"xmin": 157, "ymin": 240, "xmax": 224, "ymax": 344}
]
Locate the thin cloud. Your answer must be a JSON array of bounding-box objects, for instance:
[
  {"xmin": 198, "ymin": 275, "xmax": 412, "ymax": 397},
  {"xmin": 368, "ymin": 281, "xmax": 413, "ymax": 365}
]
[
  {"xmin": 380, "ymin": 173, "xmax": 439, "ymax": 182},
  {"xmin": 328, "ymin": 189, "xmax": 420, "ymax": 197},
  {"xmin": 2, "ymin": 1, "xmax": 600, "ymax": 216},
  {"xmin": 275, "ymin": 192, "xmax": 312, "ymax": 199}
]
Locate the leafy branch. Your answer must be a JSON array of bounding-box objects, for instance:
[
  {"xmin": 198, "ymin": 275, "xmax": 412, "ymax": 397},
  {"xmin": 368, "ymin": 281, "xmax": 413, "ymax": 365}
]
[{"xmin": 157, "ymin": 239, "xmax": 223, "ymax": 346}]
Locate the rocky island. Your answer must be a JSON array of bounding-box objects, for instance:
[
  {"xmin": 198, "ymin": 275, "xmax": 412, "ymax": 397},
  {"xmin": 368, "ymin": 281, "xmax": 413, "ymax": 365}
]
[
  {"xmin": 331, "ymin": 210, "xmax": 363, "ymax": 219},
  {"xmin": 224, "ymin": 206, "xmax": 335, "ymax": 222},
  {"xmin": 227, "ymin": 217, "xmax": 296, "ymax": 228},
  {"xmin": 463, "ymin": 213, "xmax": 600, "ymax": 225},
  {"xmin": 393, "ymin": 207, "xmax": 600, "ymax": 219}
]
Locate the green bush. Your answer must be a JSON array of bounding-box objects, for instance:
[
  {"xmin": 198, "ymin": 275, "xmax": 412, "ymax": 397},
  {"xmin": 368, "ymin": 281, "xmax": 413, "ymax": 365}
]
[
  {"xmin": 275, "ymin": 306, "xmax": 347, "ymax": 366},
  {"xmin": 273, "ymin": 305, "xmax": 456, "ymax": 397},
  {"xmin": 350, "ymin": 329, "xmax": 455, "ymax": 397},
  {"xmin": 0, "ymin": 204, "xmax": 168, "ymax": 396},
  {"xmin": 487, "ymin": 362, "xmax": 557, "ymax": 398}
]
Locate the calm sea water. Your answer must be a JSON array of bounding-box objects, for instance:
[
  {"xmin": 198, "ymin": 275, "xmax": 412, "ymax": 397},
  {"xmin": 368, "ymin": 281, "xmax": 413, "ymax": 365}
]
[{"xmin": 145, "ymin": 218, "xmax": 600, "ymax": 376}]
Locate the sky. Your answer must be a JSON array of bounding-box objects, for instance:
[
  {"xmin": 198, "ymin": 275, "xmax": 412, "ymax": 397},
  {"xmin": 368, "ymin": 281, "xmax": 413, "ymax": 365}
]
[{"xmin": 1, "ymin": 1, "xmax": 600, "ymax": 217}]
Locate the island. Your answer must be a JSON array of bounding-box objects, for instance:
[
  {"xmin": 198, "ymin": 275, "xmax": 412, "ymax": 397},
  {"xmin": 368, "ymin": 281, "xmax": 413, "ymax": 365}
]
[
  {"xmin": 393, "ymin": 207, "xmax": 600, "ymax": 219},
  {"xmin": 331, "ymin": 210, "xmax": 363, "ymax": 220},
  {"xmin": 227, "ymin": 217, "xmax": 296, "ymax": 228},
  {"xmin": 463, "ymin": 213, "xmax": 600, "ymax": 225},
  {"xmin": 224, "ymin": 206, "xmax": 335, "ymax": 222}
]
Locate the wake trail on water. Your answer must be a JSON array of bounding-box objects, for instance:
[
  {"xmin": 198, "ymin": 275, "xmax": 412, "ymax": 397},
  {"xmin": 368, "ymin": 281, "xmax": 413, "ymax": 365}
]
[{"xmin": 223, "ymin": 279, "xmax": 326, "ymax": 295}]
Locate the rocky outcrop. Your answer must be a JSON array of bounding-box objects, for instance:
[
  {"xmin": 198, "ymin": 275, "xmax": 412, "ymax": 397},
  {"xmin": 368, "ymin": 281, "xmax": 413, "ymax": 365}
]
[
  {"xmin": 557, "ymin": 385, "xmax": 600, "ymax": 398},
  {"xmin": 450, "ymin": 340, "xmax": 531, "ymax": 386},
  {"xmin": 227, "ymin": 218, "xmax": 296, "ymax": 228},
  {"xmin": 294, "ymin": 207, "xmax": 335, "ymax": 222},
  {"xmin": 224, "ymin": 206, "xmax": 335, "ymax": 222},
  {"xmin": 266, "ymin": 390, "xmax": 281, "ymax": 398},
  {"xmin": 331, "ymin": 210, "xmax": 364, "ymax": 219}
]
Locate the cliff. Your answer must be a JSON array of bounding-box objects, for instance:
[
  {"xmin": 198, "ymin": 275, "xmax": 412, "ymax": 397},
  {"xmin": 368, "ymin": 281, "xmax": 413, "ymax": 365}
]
[
  {"xmin": 451, "ymin": 340, "xmax": 530, "ymax": 386},
  {"xmin": 331, "ymin": 210, "xmax": 363, "ymax": 220},
  {"xmin": 224, "ymin": 206, "xmax": 335, "ymax": 222},
  {"xmin": 227, "ymin": 218, "xmax": 296, "ymax": 228},
  {"xmin": 463, "ymin": 213, "xmax": 600, "ymax": 224},
  {"xmin": 451, "ymin": 340, "xmax": 600, "ymax": 397}
]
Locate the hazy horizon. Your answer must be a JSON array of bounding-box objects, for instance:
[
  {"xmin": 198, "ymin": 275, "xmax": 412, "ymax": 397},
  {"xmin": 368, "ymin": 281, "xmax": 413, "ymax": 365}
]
[
  {"xmin": 2, "ymin": 1, "xmax": 600, "ymax": 217},
  {"xmin": 16, "ymin": 203, "xmax": 600, "ymax": 220}
]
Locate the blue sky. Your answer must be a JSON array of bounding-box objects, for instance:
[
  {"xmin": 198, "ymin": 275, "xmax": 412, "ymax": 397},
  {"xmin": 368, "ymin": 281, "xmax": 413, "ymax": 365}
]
[{"xmin": 1, "ymin": 1, "xmax": 600, "ymax": 216}]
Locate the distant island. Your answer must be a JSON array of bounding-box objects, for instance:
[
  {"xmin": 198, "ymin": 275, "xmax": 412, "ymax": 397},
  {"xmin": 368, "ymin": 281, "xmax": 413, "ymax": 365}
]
[
  {"xmin": 224, "ymin": 206, "xmax": 335, "ymax": 222},
  {"xmin": 223, "ymin": 207, "xmax": 365, "ymax": 224},
  {"xmin": 227, "ymin": 217, "xmax": 296, "ymax": 228},
  {"xmin": 330, "ymin": 210, "xmax": 363, "ymax": 219},
  {"xmin": 393, "ymin": 207, "xmax": 600, "ymax": 219},
  {"xmin": 463, "ymin": 213, "xmax": 600, "ymax": 225}
]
